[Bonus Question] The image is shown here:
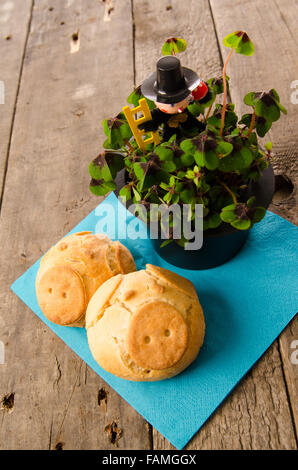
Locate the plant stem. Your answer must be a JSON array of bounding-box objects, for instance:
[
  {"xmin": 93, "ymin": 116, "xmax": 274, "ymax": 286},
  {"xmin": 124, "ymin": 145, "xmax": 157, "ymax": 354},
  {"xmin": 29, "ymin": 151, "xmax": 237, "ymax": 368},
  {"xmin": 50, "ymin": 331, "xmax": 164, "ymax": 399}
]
[
  {"xmin": 124, "ymin": 139, "xmax": 134, "ymax": 153},
  {"xmin": 220, "ymin": 48, "xmax": 233, "ymax": 137},
  {"xmin": 205, "ymin": 104, "xmax": 213, "ymax": 120},
  {"xmin": 247, "ymin": 109, "xmax": 256, "ymax": 137},
  {"xmin": 220, "ymin": 181, "xmax": 237, "ymax": 205}
]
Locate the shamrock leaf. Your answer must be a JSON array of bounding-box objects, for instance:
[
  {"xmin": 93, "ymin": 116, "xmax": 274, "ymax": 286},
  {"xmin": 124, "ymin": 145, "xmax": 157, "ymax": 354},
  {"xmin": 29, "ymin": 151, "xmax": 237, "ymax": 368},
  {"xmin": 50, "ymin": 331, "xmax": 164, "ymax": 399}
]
[
  {"xmin": 119, "ymin": 185, "xmax": 132, "ymax": 202},
  {"xmin": 220, "ymin": 199, "xmax": 266, "ymax": 230},
  {"xmin": 103, "ymin": 113, "xmax": 132, "ymax": 149},
  {"xmin": 161, "ymin": 37, "xmax": 187, "ymax": 55},
  {"xmin": 89, "ymin": 179, "xmax": 116, "ymax": 196},
  {"xmin": 223, "ymin": 31, "xmax": 255, "ymax": 56},
  {"xmin": 218, "ymin": 147, "xmax": 253, "ymax": 172},
  {"xmin": 204, "ymin": 213, "xmax": 222, "ymax": 230},
  {"xmin": 89, "ymin": 153, "xmax": 112, "ymax": 182},
  {"xmin": 155, "ymin": 145, "xmax": 174, "ymax": 161},
  {"xmin": 127, "ymin": 85, "xmax": 155, "ymax": 110},
  {"xmin": 207, "ymin": 104, "xmax": 238, "ymax": 130}
]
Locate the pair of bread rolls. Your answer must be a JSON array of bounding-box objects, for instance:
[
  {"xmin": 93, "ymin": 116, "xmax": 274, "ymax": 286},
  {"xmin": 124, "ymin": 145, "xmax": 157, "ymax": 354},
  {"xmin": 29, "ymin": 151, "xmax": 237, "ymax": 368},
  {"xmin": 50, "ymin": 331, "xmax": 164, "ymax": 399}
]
[{"xmin": 36, "ymin": 232, "xmax": 205, "ymax": 381}]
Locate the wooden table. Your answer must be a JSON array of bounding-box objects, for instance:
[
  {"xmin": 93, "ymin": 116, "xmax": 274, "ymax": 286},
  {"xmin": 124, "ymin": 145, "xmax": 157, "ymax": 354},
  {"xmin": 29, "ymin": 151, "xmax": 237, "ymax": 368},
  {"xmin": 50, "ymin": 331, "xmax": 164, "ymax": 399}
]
[{"xmin": 0, "ymin": 0, "xmax": 297, "ymax": 450}]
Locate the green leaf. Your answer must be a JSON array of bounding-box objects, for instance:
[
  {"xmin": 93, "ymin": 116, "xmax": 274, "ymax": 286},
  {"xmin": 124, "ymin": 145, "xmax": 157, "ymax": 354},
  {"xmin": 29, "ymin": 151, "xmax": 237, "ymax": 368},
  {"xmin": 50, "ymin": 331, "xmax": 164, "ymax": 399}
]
[
  {"xmin": 255, "ymin": 116, "xmax": 272, "ymax": 137},
  {"xmin": 243, "ymin": 92, "xmax": 256, "ymax": 106},
  {"xmin": 105, "ymin": 152, "xmax": 125, "ymax": 178},
  {"xmin": 180, "ymin": 139, "xmax": 197, "ymax": 154},
  {"xmin": 89, "ymin": 179, "xmax": 116, "ymax": 196},
  {"xmin": 88, "ymin": 154, "xmax": 113, "ymax": 182},
  {"xmin": 133, "ymin": 162, "xmax": 145, "ymax": 180},
  {"xmin": 208, "ymin": 105, "xmax": 238, "ymax": 130},
  {"xmin": 252, "ymin": 207, "xmax": 266, "ymax": 223},
  {"xmin": 161, "ymin": 160, "xmax": 176, "ymax": 172},
  {"xmin": 216, "ymin": 140, "xmax": 233, "ymax": 156},
  {"xmin": 163, "ymin": 192, "xmax": 172, "ymax": 203},
  {"xmin": 255, "ymin": 99, "xmax": 280, "ymax": 122},
  {"xmin": 127, "ymin": 85, "xmax": 155, "ymax": 110},
  {"xmin": 127, "ymin": 86, "xmax": 143, "ymax": 107},
  {"xmin": 187, "ymin": 100, "xmax": 206, "ymax": 117},
  {"xmin": 220, "ymin": 210, "xmax": 237, "ymax": 223},
  {"xmin": 245, "ymin": 90, "xmax": 287, "ymax": 130},
  {"xmin": 204, "ymin": 150, "xmax": 219, "ymax": 170},
  {"xmin": 231, "ymin": 219, "xmax": 251, "ymax": 230},
  {"xmin": 172, "ymin": 193, "xmax": 180, "ymax": 204},
  {"xmin": 155, "ymin": 146, "xmax": 174, "ymax": 161},
  {"xmin": 180, "ymin": 187, "xmax": 195, "ymax": 203},
  {"xmin": 208, "ymin": 77, "xmax": 227, "ymax": 95},
  {"xmin": 222, "ymin": 204, "xmax": 236, "ymax": 212},
  {"xmin": 132, "ymin": 187, "xmax": 141, "ymax": 202},
  {"xmin": 162, "ymin": 37, "xmax": 187, "ymax": 55},
  {"xmin": 223, "ymin": 31, "xmax": 255, "ymax": 56},
  {"xmin": 119, "ymin": 185, "xmax": 132, "ymax": 202},
  {"xmin": 102, "ymin": 115, "xmax": 133, "ymax": 149},
  {"xmin": 265, "ymin": 141, "xmax": 272, "ymax": 151},
  {"xmin": 180, "ymin": 153, "xmax": 194, "ymax": 166},
  {"xmin": 207, "ymin": 213, "xmax": 222, "ymax": 229},
  {"xmin": 160, "ymin": 182, "xmax": 169, "ymax": 191},
  {"xmin": 247, "ymin": 196, "xmax": 256, "ymax": 208},
  {"xmin": 194, "ymin": 150, "xmax": 204, "ymax": 167},
  {"xmin": 219, "ymin": 147, "xmax": 253, "ymax": 171},
  {"xmin": 221, "ymin": 203, "xmax": 236, "ymax": 211}
]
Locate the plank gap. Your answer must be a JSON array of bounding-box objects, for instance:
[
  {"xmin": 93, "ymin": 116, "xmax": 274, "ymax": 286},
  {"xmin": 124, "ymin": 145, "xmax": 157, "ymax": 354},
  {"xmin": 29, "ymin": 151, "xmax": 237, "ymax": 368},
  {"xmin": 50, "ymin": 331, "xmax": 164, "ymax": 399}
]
[
  {"xmin": 0, "ymin": 0, "xmax": 35, "ymax": 215},
  {"xmin": 277, "ymin": 338, "xmax": 298, "ymax": 446},
  {"xmin": 207, "ymin": 0, "xmax": 224, "ymax": 70},
  {"xmin": 130, "ymin": 0, "xmax": 136, "ymax": 88}
]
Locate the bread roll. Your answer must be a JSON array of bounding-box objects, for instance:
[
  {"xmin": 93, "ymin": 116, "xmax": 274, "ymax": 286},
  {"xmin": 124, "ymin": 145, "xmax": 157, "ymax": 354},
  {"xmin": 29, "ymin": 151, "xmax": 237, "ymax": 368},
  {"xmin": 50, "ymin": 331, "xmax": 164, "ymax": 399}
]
[
  {"xmin": 86, "ymin": 264, "xmax": 205, "ymax": 381},
  {"xmin": 36, "ymin": 232, "xmax": 136, "ymax": 327}
]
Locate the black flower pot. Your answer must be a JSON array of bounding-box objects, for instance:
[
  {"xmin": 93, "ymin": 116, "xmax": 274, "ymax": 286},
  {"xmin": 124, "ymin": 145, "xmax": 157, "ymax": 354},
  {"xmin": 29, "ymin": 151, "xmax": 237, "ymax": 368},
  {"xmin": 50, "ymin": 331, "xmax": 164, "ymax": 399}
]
[{"xmin": 115, "ymin": 165, "xmax": 275, "ymax": 270}]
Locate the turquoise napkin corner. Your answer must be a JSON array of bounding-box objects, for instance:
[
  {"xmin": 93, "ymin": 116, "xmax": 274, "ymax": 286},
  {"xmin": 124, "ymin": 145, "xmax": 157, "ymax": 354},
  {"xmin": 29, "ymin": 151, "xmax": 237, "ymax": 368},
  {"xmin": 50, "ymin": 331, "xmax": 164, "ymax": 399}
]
[{"xmin": 11, "ymin": 192, "xmax": 298, "ymax": 449}]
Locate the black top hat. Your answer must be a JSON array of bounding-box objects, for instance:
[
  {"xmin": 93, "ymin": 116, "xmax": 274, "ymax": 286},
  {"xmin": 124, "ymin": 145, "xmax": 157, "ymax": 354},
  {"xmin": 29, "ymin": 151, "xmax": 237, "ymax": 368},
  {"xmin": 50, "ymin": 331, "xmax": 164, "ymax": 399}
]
[{"xmin": 141, "ymin": 56, "xmax": 201, "ymax": 104}]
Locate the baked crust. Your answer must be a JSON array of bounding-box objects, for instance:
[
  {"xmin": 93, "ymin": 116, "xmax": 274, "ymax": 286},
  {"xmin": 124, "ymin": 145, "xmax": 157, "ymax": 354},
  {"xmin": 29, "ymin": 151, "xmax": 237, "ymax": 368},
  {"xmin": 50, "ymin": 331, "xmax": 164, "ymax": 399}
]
[
  {"xmin": 35, "ymin": 233, "xmax": 136, "ymax": 326},
  {"xmin": 36, "ymin": 265, "xmax": 86, "ymax": 326},
  {"xmin": 127, "ymin": 301, "xmax": 188, "ymax": 370},
  {"xmin": 86, "ymin": 264, "xmax": 205, "ymax": 381}
]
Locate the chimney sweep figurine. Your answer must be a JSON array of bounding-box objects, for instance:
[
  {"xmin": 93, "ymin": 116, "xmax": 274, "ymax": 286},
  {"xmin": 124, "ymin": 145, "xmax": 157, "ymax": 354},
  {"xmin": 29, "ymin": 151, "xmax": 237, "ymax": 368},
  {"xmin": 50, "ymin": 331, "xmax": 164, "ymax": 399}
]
[{"xmin": 138, "ymin": 56, "xmax": 210, "ymax": 141}]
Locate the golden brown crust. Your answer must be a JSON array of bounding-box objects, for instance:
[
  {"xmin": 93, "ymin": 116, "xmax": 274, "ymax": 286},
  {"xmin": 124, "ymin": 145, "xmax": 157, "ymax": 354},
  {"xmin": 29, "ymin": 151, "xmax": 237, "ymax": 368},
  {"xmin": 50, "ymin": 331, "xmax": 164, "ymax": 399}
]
[
  {"xmin": 85, "ymin": 274, "xmax": 123, "ymax": 328},
  {"xmin": 127, "ymin": 301, "xmax": 188, "ymax": 370},
  {"xmin": 86, "ymin": 265, "xmax": 205, "ymax": 381},
  {"xmin": 115, "ymin": 242, "xmax": 137, "ymax": 274},
  {"xmin": 36, "ymin": 265, "xmax": 87, "ymax": 325},
  {"xmin": 146, "ymin": 264, "xmax": 197, "ymax": 298},
  {"xmin": 35, "ymin": 233, "xmax": 135, "ymax": 327}
]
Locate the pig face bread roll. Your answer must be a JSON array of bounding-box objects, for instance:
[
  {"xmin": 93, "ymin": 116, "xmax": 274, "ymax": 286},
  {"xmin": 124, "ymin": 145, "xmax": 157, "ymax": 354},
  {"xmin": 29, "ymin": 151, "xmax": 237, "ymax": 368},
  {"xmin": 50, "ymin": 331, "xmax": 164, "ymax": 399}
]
[
  {"xmin": 36, "ymin": 232, "xmax": 136, "ymax": 327},
  {"xmin": 86, "ymin": 264, "xmax": 205, "ymax": 381}
]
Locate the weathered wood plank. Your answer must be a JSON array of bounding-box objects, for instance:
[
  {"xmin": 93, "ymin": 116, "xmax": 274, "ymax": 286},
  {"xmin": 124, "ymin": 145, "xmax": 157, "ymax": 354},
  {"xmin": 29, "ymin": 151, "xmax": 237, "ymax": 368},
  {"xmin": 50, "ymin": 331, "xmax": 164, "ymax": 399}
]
[
  {"xmin": 0, "ymin": 0, "xmax": 33, "ymax": 202},
  {"xmin": 133, "ymin": 0, "xmax": 297, "ymax": 449},
  {"xmin": 0, "ymin": 0, "xmax": 151, "ymax": 450},
  {"xmin": 210, "ymin": 0, "xmax": 298, "ymax": 441}
]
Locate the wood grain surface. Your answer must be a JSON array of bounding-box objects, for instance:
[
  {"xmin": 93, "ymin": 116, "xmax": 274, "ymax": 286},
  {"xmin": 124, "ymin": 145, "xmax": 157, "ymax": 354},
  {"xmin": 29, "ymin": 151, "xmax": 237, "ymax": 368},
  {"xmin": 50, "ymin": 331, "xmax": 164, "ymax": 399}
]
[
  {"xmin": 210, "ymin": 0, "xmax": 298, "ymax": 444},
  {"xmin": 0, "ymin": 0, "xmax": 150, "ymax": 450},
  {"xmin": 0, "ymin": 0, "xmax": 33, "ymax": 202},
  {"xmin": 0, "ymin": 0, "xmax": 297, "ymax": 450}
]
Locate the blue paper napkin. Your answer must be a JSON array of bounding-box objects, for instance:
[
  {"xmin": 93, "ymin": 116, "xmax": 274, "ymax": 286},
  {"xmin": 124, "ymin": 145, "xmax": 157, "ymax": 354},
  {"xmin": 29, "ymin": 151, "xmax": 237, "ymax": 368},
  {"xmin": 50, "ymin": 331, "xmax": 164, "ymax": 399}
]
[{"xmin": 11, "ymin": 192, "xmax": 298, "ymax": 449}]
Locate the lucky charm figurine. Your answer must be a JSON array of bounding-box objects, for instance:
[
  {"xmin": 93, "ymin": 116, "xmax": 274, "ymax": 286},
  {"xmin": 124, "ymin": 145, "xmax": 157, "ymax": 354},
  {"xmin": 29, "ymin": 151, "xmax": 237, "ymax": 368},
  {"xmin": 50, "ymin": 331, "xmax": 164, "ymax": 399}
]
[{"xmin": 138, "ymin": 55, "xmax": 209, "ymax": 141}]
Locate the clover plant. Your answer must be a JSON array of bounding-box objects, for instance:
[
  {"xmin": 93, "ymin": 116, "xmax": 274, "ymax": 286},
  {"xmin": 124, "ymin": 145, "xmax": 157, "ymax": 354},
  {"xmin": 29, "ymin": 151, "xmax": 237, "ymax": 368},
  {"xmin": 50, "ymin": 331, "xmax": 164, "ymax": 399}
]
[{"xmin": 89, "ymin": 32, "xmax": 286, "ymax": 239}]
